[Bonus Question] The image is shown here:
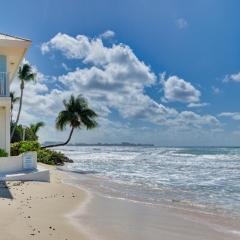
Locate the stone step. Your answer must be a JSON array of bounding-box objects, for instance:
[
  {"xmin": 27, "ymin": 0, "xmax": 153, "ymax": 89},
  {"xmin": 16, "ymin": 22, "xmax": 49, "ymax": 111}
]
[{"xmin": 0, "ymin": 167, "xmax": 50, "ymax": 182}]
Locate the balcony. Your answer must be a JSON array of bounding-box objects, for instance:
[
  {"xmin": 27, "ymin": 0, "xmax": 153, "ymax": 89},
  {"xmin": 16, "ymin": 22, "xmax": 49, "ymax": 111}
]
[{"xmin": 0, "ymin": 72, "xmax": 9, "ymax": 97}]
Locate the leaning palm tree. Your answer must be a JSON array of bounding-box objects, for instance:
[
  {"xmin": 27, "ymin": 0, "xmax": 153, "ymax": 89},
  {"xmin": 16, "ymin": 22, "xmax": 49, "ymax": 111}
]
[
  {"xmin": 10, "ymin": 91, "xmax": 20, "ymax": 125},
  {"xmin": 30, "ymin": 121, "xmax": 45, "ymax": 136},
  {"xmin": 11, "ymin": 63, "xmax": 36, "ymax": 140},
  {"xmin": 42, "ymin": 95, "xmax": 98, "ymax": 149}
]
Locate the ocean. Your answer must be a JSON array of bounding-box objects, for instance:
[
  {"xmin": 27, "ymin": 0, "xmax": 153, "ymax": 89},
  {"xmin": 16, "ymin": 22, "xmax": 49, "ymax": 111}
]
[{"xmin": 58, "ymin": 146, "xmax": 240, "ymax": 218}]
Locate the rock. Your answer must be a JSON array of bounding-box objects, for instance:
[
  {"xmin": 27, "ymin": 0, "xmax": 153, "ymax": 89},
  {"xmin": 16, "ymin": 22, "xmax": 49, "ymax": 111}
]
[{"xmin": 63, "ymin": 156, "xmax": 74, "ymax": 163}]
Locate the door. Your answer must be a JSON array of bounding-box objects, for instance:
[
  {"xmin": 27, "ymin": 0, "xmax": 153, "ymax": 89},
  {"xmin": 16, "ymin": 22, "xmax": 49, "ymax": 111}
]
[{"xmin": 0, "ymin": 108, "xmax": 6, "ymax": 150}]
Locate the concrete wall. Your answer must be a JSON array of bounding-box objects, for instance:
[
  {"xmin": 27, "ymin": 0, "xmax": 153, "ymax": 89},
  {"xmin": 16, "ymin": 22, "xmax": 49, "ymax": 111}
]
[
  {"xmin": 0, "ymin": 108, "xmax": 6, "ymax": 150},
  {"xmin": 0, "ymin": 152, "xmax": 50, "ymax": 182},
  {"xmin": 4, "ymin": 169, "xmax": 50, "ymax": 182},
  {"xmin": 0, "ymin": 98, "xmax": 11, "ymax": 154},
  {"xmin": 0, "ymin": 152, "xmax": 37, "ymax": 174},
  {"xmin": 0, "ymin": 155, "xmax": 22, "ymax": 173}
]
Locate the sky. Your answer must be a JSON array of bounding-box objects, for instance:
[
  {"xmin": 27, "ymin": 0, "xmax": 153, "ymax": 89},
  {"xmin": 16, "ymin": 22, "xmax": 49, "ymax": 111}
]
[{"xmin": 2, "ymin": 0, "xmax": 240, "ymax": 146}]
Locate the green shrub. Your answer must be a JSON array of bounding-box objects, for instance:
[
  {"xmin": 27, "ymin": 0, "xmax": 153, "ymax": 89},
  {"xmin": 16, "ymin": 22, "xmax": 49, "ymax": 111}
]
[
  {"xmin": 37, "ymin": 149, "xmax": 65, "ymax": 165},
  {"xmin": 19, "ymin": 141, "xmax": 40, "ymax": 154},
  {"xmin": 37, "ymin": 149, "xmax": 54, "ymax": 165},
  {"xmin": 11, "ymin": 141, "xmax": 40, "ymax": 156},
  {"xmin": 0, "ymin": 148, "xmax": 8, "ymax": 157},
  {"xmin": 10, "ymin": 142, "xmax": 20, "ymax": 156},
  {"xmin": 11, "ymin": 141, "xmax": 72, "ymax": 166}
]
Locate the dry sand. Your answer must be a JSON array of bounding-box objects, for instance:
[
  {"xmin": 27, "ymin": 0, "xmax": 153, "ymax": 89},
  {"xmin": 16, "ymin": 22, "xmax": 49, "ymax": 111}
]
[{"xmin": 0, "ymin": 164, "xmax": 88, "ymax": 240}]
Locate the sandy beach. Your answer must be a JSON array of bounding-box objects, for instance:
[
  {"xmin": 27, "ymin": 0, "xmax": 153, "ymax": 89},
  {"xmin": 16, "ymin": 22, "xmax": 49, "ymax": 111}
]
[
  {"xmin": 0, "ymin": 164, "xmax": 240, "ymax": 240},
  {"xmin": 0, "ymin": 164, "xmax": 88, "ymax": 240},
  {"xmin": 1, "ymin": 2, "xmax": 240, "ymax": 239}
]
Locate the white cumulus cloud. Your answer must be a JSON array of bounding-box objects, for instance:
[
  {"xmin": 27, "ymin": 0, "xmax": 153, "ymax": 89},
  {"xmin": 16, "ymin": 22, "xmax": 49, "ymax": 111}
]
[
  {"xmin": 161, "ymin": 75, "xmax": 201, "ymax": 103},
  {"xmin": 11, "ymin": 31, "xmax": 221, "ymax": 144}
]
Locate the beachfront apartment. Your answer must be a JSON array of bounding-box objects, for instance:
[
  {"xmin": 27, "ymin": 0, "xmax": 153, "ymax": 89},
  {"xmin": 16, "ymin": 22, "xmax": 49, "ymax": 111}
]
[{"xmin": 0, "ymin": 33, "xmax": 31, "ymax": 154}]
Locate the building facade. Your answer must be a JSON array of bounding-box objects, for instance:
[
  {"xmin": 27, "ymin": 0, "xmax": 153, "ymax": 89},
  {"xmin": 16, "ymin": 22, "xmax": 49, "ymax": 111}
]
[{"xmin": 0, "ymin": 33, "xmax": 31, "ymax": 154}]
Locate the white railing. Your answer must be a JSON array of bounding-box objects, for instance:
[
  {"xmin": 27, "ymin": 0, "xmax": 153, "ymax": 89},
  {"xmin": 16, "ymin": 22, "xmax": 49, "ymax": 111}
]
[{"xmin": 0, "ymin": 72, "xmax": 9, "ymax": 97}]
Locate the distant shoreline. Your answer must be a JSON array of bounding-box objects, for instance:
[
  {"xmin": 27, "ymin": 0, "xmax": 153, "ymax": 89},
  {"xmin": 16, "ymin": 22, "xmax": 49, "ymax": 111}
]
[
  {"xmin": 42, "ymin": 143, "xmax": 240, "ymax": 148},
  {"xmin": 43, "ymin": 142, "xmax": 155, "ymax": 147}
]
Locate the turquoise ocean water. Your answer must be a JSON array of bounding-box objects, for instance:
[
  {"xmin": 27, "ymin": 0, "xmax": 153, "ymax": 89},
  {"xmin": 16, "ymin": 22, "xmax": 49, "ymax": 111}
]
[{"xmin": 58, "ymin": 146, "xmax": 240, "ymax": 217}]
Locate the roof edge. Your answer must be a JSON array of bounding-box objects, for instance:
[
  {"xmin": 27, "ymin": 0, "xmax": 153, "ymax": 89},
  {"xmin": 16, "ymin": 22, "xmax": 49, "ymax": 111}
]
[{"xmin": 0, "ymin": 32, "xmax": 32, "ymax": 42}]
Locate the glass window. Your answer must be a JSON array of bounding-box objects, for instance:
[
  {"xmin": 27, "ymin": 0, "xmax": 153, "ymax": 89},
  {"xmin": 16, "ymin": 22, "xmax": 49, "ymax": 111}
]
[{"xmin": 0, "ymin": 55, "xmax": 6, "ymax": 73}]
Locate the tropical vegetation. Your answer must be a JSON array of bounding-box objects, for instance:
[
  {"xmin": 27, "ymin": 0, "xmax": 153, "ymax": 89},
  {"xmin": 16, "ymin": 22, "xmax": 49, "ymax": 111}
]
[
  {"xmin": 30, "ymin": 122, "xmax": 45, "ymax": 136},
  {"xmin": 11, "ymin": 141, "xmax": 40, "ymax": 156},
  {"xmin": 43, "ymin": 95, "xmax": 98, "ymax": 148},
  {"xmin": 11, "ymin": 122, "xmax": 45, "ymax": 143},
  {"xmin": 10, "ymin": 91, "xmax": 19, "ymax": 125},
  {"xmin": 37, "ymin": 149, "xmax": 71, "ymax": 165},
  {"xmin": 0, "ymin": 148, "xmax": 8, "ymax": 157},
  {"xmin": 11, "ymin": 141, "xmax": 70, "ymax": 165},
  {"xmin": 8, "ymin": 63, "xmax": 98, "ymax": 165},
  {"xmin": 11, "ymin": 63, "xmax": 36, "ymax": 140}
]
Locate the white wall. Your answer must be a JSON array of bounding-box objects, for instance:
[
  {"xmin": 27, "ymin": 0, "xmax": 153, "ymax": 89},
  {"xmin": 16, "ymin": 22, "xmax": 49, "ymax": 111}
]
[
  {"xmin": 0, "ymin": 155, "xmax": 22, "ymax": 173},
  {"xmin": 0, "ymin": 107, "xmax": 6, "ymax": 150},
  {"xmin": 0, "ymin": 152, "xmax": 50, "ymax": 182},
  {"xmin": 0, "ymin": 152, "xmax": 37, "ymax": 174},
  {"xmin": 0, "ymin": 98, "xmax": 11, "ymax": 154},
  {"xmin": 5, "ymin": 104, "xmax": 10, "ymax": 154}
]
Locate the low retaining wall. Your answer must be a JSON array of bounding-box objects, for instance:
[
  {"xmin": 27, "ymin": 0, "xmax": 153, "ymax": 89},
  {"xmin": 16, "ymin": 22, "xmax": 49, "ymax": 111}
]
[{"xmin": 0, "ymin": 152, "xmax": 37, "ymax": 174}]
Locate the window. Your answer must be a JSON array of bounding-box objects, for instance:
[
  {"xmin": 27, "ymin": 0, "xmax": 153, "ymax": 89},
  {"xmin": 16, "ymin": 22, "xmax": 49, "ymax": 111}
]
[{"xmin": 0, "ymin": 55, "xmax": 7, "ymax": 96}]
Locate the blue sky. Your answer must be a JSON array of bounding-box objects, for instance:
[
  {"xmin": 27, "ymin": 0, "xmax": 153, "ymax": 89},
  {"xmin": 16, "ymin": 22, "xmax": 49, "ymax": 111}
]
[{"xmin": 3, "ymin": 0, "xmax": 240, "ymax": 146}]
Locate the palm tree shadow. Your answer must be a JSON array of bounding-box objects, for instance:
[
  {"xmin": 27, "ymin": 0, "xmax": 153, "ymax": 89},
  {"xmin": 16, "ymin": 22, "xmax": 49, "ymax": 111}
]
[{"xmin": 0, "ymin": 181, "xmax": 13, "ymax": 199}]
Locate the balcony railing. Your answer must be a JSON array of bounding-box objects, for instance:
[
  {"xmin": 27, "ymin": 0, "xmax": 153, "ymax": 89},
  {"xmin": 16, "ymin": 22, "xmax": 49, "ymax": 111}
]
[{"xmin": 0, "ymin": 72, "xmax": 9, "ymax": 97}]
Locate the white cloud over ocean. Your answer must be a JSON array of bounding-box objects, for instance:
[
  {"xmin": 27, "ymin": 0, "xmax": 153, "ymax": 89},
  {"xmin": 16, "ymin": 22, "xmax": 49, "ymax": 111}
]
[{"xmin": 11, "ymin": 32, "xmax": 222, "ymax": 144}]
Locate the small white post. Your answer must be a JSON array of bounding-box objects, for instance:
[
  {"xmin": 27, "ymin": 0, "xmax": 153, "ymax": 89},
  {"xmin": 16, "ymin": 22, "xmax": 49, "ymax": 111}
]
[{"xmin": 22, "ymin": 125, "xmax": 28, "ymax": 141}]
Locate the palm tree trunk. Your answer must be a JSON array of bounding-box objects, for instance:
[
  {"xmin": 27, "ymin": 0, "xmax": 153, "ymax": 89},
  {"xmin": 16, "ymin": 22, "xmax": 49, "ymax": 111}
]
[
  {"xmin": 41, "ymin": 127, "xmax": 74, "ymax": 149},
  {"xmin": 11, "ymin": 82, "xmax": 24, "ymax": 140}
]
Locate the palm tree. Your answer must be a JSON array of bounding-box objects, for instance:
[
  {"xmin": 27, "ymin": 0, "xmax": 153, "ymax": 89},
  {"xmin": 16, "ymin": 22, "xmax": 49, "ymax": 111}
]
[
  {"xmin": 42, "ymin": 95, "xmax": 98, "ymax": 149},
  {"xmin": 10, "ymin": 91, "xmax": 20, "ymax": 125},
  {"xmin": 11, "ymin": 63, "xmax": 36, "ymax": 140},
  {"xmin": 30, "ymin": 121, "xmax": 45, "ymax": 136}
]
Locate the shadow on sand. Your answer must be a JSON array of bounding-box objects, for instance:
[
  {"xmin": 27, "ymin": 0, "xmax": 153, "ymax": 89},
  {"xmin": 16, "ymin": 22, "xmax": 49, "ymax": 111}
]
[{"xmin": 0, "ymin": 181, "xmax": 13, "ymax": 199}]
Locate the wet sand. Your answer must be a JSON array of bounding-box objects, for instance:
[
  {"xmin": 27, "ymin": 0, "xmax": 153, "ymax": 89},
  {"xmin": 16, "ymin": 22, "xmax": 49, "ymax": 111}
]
[{"xmin": 68, "ymin": 182, "xmax": 240, "ymax": 240}]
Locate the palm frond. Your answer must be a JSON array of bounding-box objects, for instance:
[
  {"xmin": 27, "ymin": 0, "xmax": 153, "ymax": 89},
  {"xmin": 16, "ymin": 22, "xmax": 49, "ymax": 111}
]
[
  {"xmin": 56, "ymin": 110, "xmax": 75, "ymax": 130},
  {"xmin": 10, "ymin": 91, "xmax": 20, "ymax": 104},
  {"xmin": 56, "ymin": 95, "xmax": 98, "ymax": 132},
  {"xmin": 18, "ymin": 63, "xmax": 36, "ymax": 82},
  {"xmin": 30, "ymin": 121, "xmax": 45, "ymax": 134}
]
